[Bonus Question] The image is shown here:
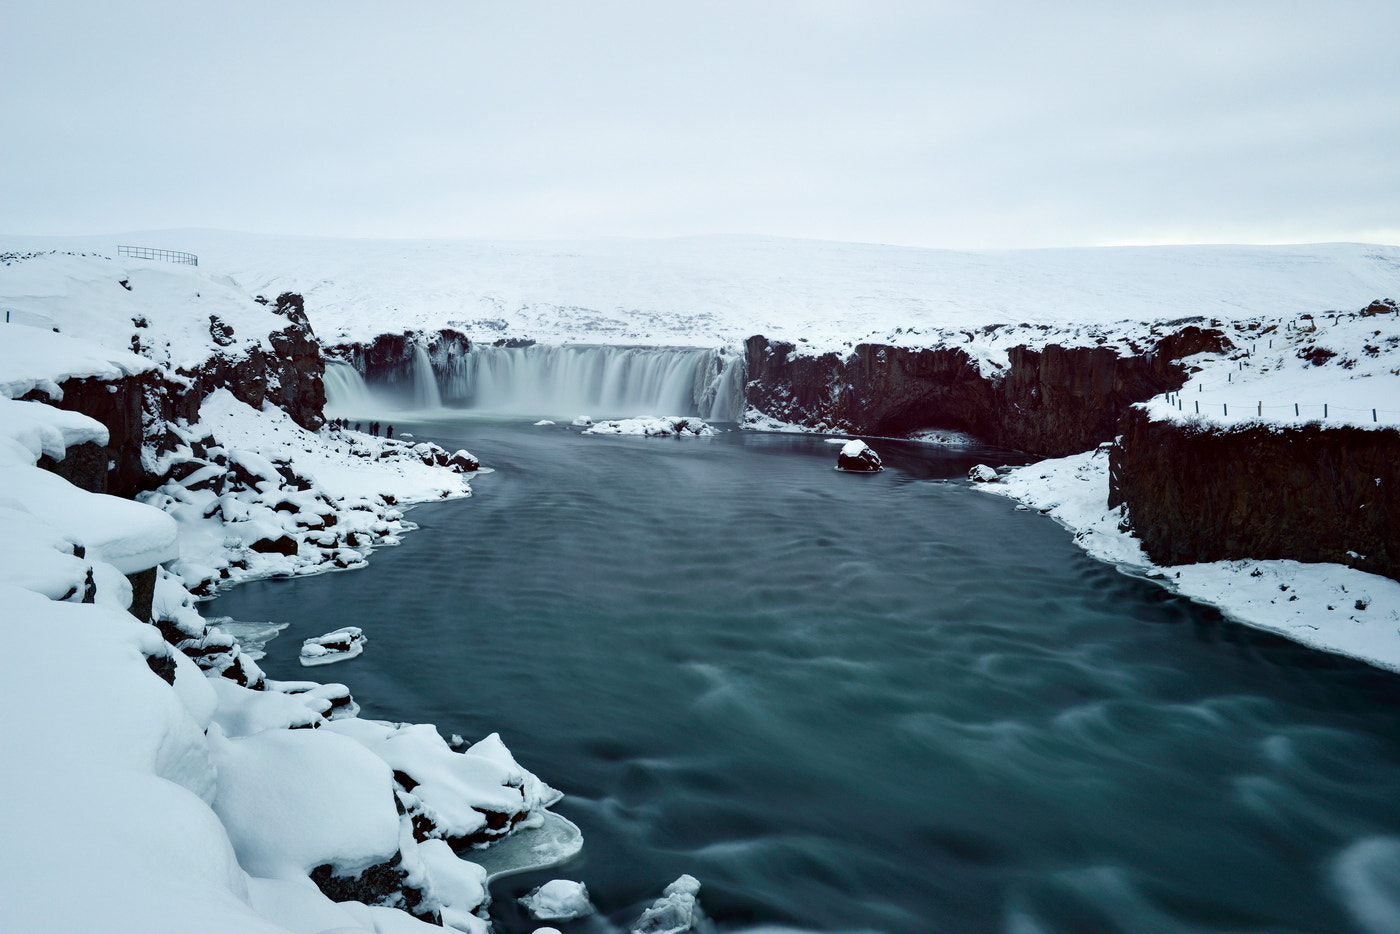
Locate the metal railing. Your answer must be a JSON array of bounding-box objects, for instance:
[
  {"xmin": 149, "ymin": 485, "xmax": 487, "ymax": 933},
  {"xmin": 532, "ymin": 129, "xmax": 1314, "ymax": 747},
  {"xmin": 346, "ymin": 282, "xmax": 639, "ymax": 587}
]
[{"xmin": 117, "ymin": 245, "xmax": 198, "ymax": 266}]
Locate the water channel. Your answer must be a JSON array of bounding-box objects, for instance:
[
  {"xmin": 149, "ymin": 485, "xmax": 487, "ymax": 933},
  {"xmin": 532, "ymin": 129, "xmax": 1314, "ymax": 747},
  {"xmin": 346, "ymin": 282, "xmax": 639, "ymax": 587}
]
[{"xmin": 208, "ymin": 413, "xmax": 1400, "ymax": 934}]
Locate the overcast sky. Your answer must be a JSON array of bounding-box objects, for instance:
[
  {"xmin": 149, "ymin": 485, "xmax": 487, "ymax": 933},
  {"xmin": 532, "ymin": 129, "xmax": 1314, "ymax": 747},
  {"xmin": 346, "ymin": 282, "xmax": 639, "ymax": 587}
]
[{"xmin": 3, "ymin": 1, "xmax": 1396, "ymax": 249}]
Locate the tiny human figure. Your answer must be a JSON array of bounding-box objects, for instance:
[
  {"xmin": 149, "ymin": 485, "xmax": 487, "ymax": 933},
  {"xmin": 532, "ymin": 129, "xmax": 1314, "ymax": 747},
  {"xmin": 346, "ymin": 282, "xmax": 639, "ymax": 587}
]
[
  {"xmin": 371, "ymin": 421, "xmax": 379, "ymax": 436},
  {"xmin": 355, "ymin": 422, "xmax": 362, "ymax": 432},
  {"xmin": 386, "ymin": 425, "xmax": 394, "ymax": 439}
]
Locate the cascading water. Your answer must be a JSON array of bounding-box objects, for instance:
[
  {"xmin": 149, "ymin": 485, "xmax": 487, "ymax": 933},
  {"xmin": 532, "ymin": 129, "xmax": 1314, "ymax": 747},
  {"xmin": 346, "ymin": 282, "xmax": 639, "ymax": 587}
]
[
  {"xmin": 413, "ymin": 344, "xmax": 443, "ymax": 409},
  {"xmin": 323, "ymin": 361, "xmax": 379, "ymax": 415},
  {"xmin": 439, "ymin": 345, "xmax": 745, "ymax": 420}
]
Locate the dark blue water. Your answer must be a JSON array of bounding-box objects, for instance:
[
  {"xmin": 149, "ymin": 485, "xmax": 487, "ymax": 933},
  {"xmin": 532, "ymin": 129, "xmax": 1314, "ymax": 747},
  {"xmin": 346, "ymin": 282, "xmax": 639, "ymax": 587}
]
[{"xmin": 208, "ymin": 417, "xmax": 1400, "ymax": 934}]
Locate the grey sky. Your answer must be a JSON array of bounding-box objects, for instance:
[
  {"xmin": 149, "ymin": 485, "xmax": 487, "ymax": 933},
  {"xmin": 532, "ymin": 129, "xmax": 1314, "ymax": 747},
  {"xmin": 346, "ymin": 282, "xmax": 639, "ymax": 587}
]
[{"xmin": 3, "ymin": 1, "xmax": 1397, "ymax": 248}]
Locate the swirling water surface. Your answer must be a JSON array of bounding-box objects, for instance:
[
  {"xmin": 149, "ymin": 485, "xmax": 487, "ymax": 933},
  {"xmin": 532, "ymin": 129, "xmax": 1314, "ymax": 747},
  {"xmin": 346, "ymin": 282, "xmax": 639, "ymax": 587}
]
[{"xmin": 208, "ymin": 417, "xmax": 1400, "ymax": 934}]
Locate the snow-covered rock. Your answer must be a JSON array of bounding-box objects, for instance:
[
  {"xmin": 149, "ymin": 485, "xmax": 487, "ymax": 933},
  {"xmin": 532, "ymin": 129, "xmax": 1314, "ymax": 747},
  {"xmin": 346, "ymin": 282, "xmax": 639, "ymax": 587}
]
[
  {"xmin": 300, "ymin": 627, "xmax": 366, "ymax": 667},
  {"xmin": 582, "ymin": 415, "xmax": 715, "ymax": 437},
  {"xmin": 968, "ymin": 464, "xmax": 998, "ymax": 482},
  {"xmin": 836, "ymin": 439, "xmax": 882, "ymax": 472},
  {"xmin": 631, "ymin": 874, "xmax": 704, "ymax": 934},
  {"xmin": 519, "ymin": 879, "xmax": 594, "ymax": 921},
  {"xmin": 571, "ymin": 415, "xmax": 594, "ymax": 427}
]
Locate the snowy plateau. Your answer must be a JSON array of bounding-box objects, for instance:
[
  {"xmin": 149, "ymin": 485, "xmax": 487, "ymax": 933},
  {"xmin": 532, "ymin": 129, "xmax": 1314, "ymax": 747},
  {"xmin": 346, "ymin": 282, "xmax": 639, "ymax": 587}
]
[{"xmin": 1, "ymin": 231, "xmax": 1399, "ymax": 933}]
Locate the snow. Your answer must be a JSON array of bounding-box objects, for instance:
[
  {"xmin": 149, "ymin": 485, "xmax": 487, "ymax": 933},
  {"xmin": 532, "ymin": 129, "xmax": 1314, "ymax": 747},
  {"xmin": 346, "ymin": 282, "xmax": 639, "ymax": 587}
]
[
  {"xmin": 0, "ymin": 324, "xmax": 155, "ymax": 401},
  {"xmin": 209, "ymin": 724, "xmax": 402, "ymax": 880},
  {"xmin": 138, "ymin": 389, "xmax": 471, "ymax": 596},
  {"xmin": 3, "ymin": 460, "xmax": 179, "ymax": 574},
  {"xmin": 631, "ymin": 875, "xmax": 704, "ymax": 934},
  {"xmin": 519, "ymin": 879, "xmax": 594, "ymax": 921},
  {"xmin": 18, "ymin": 232, "xmax": 1392, "ymax": 357},
  {"xmin": 1139, "ymin": 304, "xmax": 1400, "ymax": 430},
  {"xmin": 977, "ymin": 447, "xmax": 1400, "ymax": 672},
  {"xmin": 299, "ymin": 627, "xmax": 367, "ymax": 667},
  {"xmin": 0, "ymin": 246, "xmax": 300, "ymax": 376},
  {"xmin": 582, "ymin": 415, "xmax": 717, "ymax": 437}
]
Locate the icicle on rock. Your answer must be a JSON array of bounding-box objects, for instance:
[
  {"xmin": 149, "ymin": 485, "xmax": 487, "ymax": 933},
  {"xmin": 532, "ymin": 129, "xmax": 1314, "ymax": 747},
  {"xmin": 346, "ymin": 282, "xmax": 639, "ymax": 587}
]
[{"xmin": 836, "ymin": 439, "xmax": 883, "ymax": 472}]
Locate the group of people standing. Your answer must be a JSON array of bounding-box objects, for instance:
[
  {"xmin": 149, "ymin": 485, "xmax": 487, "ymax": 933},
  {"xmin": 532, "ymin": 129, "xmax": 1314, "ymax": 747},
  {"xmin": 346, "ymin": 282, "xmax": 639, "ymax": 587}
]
[{"xmin": 327, "ymin": 417, "xmax": 394, "ymax": 438}]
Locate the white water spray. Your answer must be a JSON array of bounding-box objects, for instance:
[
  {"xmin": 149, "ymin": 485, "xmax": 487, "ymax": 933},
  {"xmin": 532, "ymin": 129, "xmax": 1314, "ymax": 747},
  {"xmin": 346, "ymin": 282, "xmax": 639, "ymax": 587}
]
[
  {"xmin": 440, "ymin": 345, "xmax": 744, "ymax": 420},
  {"xmin": 413, "ymin": 344, "xmax": 443, "ymax": 409}
]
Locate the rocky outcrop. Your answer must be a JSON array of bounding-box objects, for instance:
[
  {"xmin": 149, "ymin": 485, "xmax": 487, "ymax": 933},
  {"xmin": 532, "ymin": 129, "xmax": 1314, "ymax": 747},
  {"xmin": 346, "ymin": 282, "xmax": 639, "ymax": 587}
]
[
  {"xmin": 21, "ymin": 370, "xmax": 171, "ymax": 498},
  {"xmin": 22, "ymin": 293, "xmax": 325, "ymax": 497},
  {"xmin": 836, "ymin": 439, "xmax": 883, "ymax": 472},
  {"xmin": 744, "ymin": 330, "xmax": 1216, "ymax": 457},
  {"xmin": 1110, "ymin": 408, "xmax": 1400, "ymax": 582},
  {"xmin": 181, "ymin": 292, "xmax": 326, "ymax": 432}
]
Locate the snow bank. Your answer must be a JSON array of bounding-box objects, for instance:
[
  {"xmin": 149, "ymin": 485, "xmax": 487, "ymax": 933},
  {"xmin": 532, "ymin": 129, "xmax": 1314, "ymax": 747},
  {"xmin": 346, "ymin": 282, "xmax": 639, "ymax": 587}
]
[
  {"xmin": 46, "ymin": 232, "xmax": 1396, "ymax": 356},
  {"xmin": 1139, "ymin": 303, "xmax": 1400, "ymax": 430},
  {"xmin": 0, "ymin": 323, "xmax": 154, "ymax": 401},
  {"xmin": 977, "ymin": 447, "xmax": 1400, "ymax": 672},
  {"xmin": 0, "ymin": 247, "xmax": 299, "ymax": 376},
  {"xmin": 582, "ymin": 415, "xmax": 716, "ymax": 437},
  {"xmin": 137, "ymin": 389, "xmax": 471, "ymax": 596}
]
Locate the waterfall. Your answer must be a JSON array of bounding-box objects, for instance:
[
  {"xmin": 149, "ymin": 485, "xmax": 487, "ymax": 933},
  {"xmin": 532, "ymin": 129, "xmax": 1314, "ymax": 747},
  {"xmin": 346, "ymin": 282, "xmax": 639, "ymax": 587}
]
[
  {"xmin": 322, "ymin": 361, "xmax": 379, "ymax": 415},
  {"xmin": 440, "ymin": 345, "xmax": 745, "ymax": 420},
  {"xmin": 413, "ymin": 344, "xmax": 443, "ymax": 409}
]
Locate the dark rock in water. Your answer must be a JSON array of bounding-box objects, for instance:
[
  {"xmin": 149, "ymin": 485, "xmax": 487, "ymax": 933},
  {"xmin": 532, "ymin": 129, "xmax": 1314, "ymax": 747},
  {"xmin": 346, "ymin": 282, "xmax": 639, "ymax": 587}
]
[
  {"xmin": 448, "ymin": 449, "xmax": 479, "ymax": 472},
  {"xmin": 836, "ymin": 439, "xmax": 883, "ymax": 472},
  {"xmin": 250, "ymin": 534, "xmax": 298, "ymax": 556}
]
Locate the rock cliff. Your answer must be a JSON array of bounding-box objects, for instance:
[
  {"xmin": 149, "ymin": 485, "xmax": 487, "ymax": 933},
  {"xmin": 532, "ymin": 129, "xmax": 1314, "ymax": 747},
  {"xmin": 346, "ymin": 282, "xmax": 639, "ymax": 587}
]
[
  {"xmin": 23, "ymin": 292, "xmax": 325, "ymax": 497},
  {"xmin": 744, "ymin": 325, "xmax": 1226, "ymax": 456},
  {"xmin": 1111, "ymin": 408, "xmax": 1400, "ymax": 582}
]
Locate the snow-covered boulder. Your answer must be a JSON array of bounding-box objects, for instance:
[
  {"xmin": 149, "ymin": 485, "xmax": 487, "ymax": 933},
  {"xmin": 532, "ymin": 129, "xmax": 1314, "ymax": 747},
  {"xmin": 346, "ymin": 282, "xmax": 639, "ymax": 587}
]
[
  {"xmin": 631, "ymin": 875, "xmax": 703, "ymax": 934},
  {"xmin": 520, "ymin": 879, "xmax": 594, "ymax": 921},
  {"xmin": 447, "ymin": 449, "xmax": 479, "ymax": 472},
  {"xmin": 582, "ymin": 416, "xmax": 715, "ymax": 437},
  {"xmin": 300, "ymin": 627, "xmax": 366, "ymax": 667},
  {"xmin": 571, "ymin": 415, "xmax": 593, "ymax": 427},
  {"xmin": 968, "ymin": 464, "xmax": 998, "ymax": 482},
  {"xmin": 836, "ymin": 439, "xmax": 882, "ymax": 472}
]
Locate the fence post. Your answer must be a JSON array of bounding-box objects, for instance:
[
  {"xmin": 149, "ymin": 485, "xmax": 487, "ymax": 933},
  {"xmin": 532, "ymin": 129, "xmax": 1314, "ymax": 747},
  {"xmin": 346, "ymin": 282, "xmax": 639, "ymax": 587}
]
[
  {"xmin": 1324, "ymin": 404, "xmax": 1328, "ymax": 418},
  {"xmin": 1224, "ymin": 403, "xmax": 1228, "ymax": 416},
  {"xmin": 1374, "ymin": 409, "xmax": 1378, "ymax": 422},
  {"xmin": 1257, "ymin": 402, "xmax": 1261, "ymax": 417},
  {"xmin": 1195, "ymin": 401, "xmax": 1199, "ymax": 414},
  {"xmin": 1295, "ymin": 403, "xmax": 1299, "ymax": 416}
]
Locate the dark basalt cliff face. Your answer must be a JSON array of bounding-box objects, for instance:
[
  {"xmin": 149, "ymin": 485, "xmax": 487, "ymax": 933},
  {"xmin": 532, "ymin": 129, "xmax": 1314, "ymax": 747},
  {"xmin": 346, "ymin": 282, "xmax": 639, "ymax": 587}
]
[
  {"xmin": 744, "ymin": 326, "xmax": 1225, "ymax": 457},
  {"xmin": 1111, "ymin": 409, "xmax": 1400, "ymax": 582},
  {"xmin": 24, "ymin": 292, "xmax": 325, "ymax": 497},
  {"xmin": 184, "ymin": 292, "xmax": 326, "ymax": 432}
]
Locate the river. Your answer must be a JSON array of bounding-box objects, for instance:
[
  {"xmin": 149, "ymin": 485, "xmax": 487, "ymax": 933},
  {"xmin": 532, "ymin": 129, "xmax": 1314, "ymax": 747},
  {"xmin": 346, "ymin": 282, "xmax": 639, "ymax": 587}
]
[{"xmin": 207, "ymin": 413, "xmax": 1400, "ymax": 934}]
